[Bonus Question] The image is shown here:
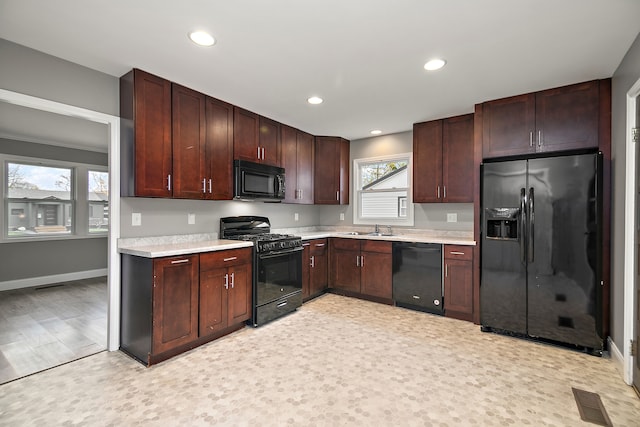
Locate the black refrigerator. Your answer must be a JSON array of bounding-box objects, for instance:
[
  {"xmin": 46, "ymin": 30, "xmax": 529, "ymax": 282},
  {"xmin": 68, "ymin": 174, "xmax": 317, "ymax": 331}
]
[{"xmin": 480, "ymin": 152, "xmax": 604, "ymax": 353}]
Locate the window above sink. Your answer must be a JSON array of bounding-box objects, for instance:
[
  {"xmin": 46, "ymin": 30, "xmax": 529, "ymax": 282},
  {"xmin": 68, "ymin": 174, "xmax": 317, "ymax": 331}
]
[{"xmin": 353, "ymin": 153, "xmax": 414, "ymax": 226}]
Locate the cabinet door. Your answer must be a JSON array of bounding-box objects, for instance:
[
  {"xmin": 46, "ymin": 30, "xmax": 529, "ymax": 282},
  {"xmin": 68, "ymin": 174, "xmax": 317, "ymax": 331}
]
[
  {"xmin": 128, "ymin": 69, "xmax": 173, "ymax": 197},
  {"xmin": 535, "ymin": 81, "xmax": 599, "ymax": 153},
  {"xmin": 329, "ymin": 239, "xmax": 361, "ymax": 292},
  {"xmin": 442, "ymin": 114, "xmax": 474, "ymax": 202},
  {"xmin": 172, "ymin": 83, "xmax": 206, "ymax": 199},
  {"xmin": 205, "ymin": 97, "xmax": 234, "ymax": 200},
  {"xmin": 233, "ymin": 107, "xmax": 260, "ymax": 162},
  {"xmin": 314, "ymin": 137, "xmax": 339, "ymax": 204},
  {"xmin": 482, "ymin": 93, "xmax": 536, "ymax": 159},
  {"xmin": 227, "ymin": 262, "xmax": 252, "ymax": 325},
  {"xmin": 444, "ymin": 259, "xmax": 473, "ymax": 315},
  {"xmin": 199, "ymin": 266, "xmax": 228, "ymax": 335},
  {"xmin": 281, "ymin": 125, "xmax": 299, "ymax": 203},
  {"xmin": 360, "ymin": 242, "xmax": 392, "ymax": 299},
  {"xmin": 296, "ymin": 131, "xmax": 315, "ymax": 204},
  {"xmin": 413, "ymin": 120, "xmax": 443, "ymax": 202},
  {"xmin": 301, "ymin": 242, "xmax": 311, "ymax": 299},
  {"xmin": 152, "ymin": 255, "xmax": 199, "ymax": 354},
  {"xmin": 259, "ymin": 116, "xmax": 280, "ymax": 166},
  {"xmin": 310, "ymin": 240, "xmax": 328, "ymax": 296}
]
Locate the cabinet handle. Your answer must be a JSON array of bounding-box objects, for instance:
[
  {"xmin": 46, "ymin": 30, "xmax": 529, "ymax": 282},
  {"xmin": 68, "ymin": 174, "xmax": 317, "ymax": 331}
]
[
  {"xmin": 276, "ymin": 301, "xmax": 288, "ymax": 308},
  {"xmin": 529, "ymin": 131, "xmax": 534, "ymax": 147},
  {"xmin": 437, "ymin": 186, "xmax": 440, "ymax": 199},
  {"xmin": 208, "ymin": 179, "xmax": 212, "ymax": 194},
  {"xmin": 262, "ymin": 147, "xmax": 266, "ymax": 160},
  {"xmin": 257, "ymin": 146, "xmax": 261, "ymax": 160},
  {"xmin": 450, "ymin": 251, "xmax": 465, "ymax": 255},
  {"xmin": 223, "ymin": 256, "xmax": 237, "ymax": 262},
  {"xmin": 315, "ymin": 243, "xmax": 325, "ymax": 247},
  {"xmin": 336, "ymin": 191, "xmax": 339, "ymax": 201},
  {"xmin": 445, "ymin": 263, "xmax": 448, "ymax": 277},
  {"xmin": 538, "ymin": 130, "xmax": 543, "ymax": 147},
  {"xmin": 299, "ymin": 189, "xmax": 303, "ymax": 199},
  {"xmin": 310, "ymin": 256, "xmax": 315, "ymax": 268},
  {"xmin": 360, "ymin": 255, "xmax": 364, "ymax": 268},
  {"xmin": 303, "ymin": 242, "xmax": 311, "ymax": 247},
  {"xmin": 443, "ymin": 186, "xmax": 446, "ymax": 199},
  {"xmin": 230, "ymin": 272, "xmax": 235, "ymax": 288},
  {"xmin": 167, "ymin": 174, "xmax": 171, "ymax": 191},
  {"xmin": 202, "ymin": 178, "xmax": 207, "ymax": 193},
  {"xmin": 356, "ymin": 255, "xmax": 360, "ymax": 267},
  {"xmin": 171, "ymin": 259, "xmax": 190, "ymax": 264},
  {"xmin": 224, "ymin": 273, "xmax": 229, "ymax": 289}
]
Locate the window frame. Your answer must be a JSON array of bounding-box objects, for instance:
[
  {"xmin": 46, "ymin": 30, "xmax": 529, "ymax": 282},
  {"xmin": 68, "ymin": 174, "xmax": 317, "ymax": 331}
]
[
  {"xmin": 2, "ymin": 154, "xmax": 108, "ymax": 242},
  {"xmin": 353, "ymin": 153, "xmax": 414, "ymax": 226}
]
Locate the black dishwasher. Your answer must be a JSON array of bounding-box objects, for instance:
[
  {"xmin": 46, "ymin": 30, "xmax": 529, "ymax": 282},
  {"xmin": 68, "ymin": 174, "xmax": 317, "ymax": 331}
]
[{"xmin": 392, "ymin": 242, "xmax": 443, "ymax": 315}]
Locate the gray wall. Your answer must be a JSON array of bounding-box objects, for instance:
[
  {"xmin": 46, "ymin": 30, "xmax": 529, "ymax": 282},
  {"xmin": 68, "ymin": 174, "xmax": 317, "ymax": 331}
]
[
  {"xmin": 318, "ymin": 131, "xmax": 474, "ymax": 231},
  {"xmin": 120, "ymin": 198, "xmax": 320, "ymax": 237},
  {"xmin": 611, "ymin": 31, "xmax": 640, "ymax": 347},
  {"xmin": 0, "ymin": 39, "xmax": 117, "ymax": 284}
]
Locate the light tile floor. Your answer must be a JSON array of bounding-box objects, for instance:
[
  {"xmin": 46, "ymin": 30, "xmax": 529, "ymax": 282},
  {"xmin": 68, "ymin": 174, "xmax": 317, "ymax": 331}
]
[{"xmin": 0, "ymin": 293, "xmax": 638, "ymax": 426}]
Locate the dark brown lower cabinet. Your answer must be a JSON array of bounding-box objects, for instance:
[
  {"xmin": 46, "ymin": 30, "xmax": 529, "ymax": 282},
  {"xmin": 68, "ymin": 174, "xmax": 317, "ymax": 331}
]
[
  {"xmin": 199, "ymin": 248, "xmax": 252, "ymax": 335},
  {"xmin": 329, "ymin": 238, "xmax": 392, "ymax": 301},
  {"xmin": 443, "ymin": 245, "xmax": 473, "ymax": 321},
  {"xmin": 120, "ymin": 247, "xmax": 252, "ymax": 366},
  {"xmin": 303, "ymin": 239, "xmax": 328, "ymax": 300}
]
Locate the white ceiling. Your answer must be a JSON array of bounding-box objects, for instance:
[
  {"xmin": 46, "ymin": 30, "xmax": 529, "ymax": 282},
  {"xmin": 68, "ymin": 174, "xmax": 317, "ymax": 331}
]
[{"xmin": 1, "ymin": 0, "xmax": 640, "ymax": 148}]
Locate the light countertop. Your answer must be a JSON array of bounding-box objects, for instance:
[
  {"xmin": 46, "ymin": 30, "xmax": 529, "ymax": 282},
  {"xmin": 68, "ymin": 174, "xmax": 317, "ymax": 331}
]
[{"xmin": 118, "ymin": 228, "xmax": 474, "ymax": 259}]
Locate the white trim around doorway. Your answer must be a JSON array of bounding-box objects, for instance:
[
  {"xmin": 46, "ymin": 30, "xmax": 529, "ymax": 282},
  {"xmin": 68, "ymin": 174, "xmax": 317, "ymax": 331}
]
[
  {"xmin": 623, "ymin": 79, "xmax": 640, "ymax": 385},
  {"xmin": 0, "ymin": 89, "xmax": 121, "ymax": 352}
]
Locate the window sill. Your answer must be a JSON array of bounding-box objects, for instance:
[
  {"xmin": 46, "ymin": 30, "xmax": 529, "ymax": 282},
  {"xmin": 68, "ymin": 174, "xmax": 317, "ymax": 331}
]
[{"xmin": 1, "ymin": 233, "xmax": 108, "ymax": 244}]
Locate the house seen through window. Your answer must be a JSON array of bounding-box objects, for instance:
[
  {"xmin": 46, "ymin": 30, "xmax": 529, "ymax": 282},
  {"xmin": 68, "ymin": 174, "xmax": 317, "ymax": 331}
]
[
  {"xmin": 354, "ymin": 154, "xmax": 413, "ymax": 226},
  {"xmin": 5, "ymin": 160, "xmax": 108, "ymax": 238}
]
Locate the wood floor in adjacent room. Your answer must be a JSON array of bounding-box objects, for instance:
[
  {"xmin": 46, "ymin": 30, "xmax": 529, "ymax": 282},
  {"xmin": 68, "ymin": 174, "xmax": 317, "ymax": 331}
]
[
  {"xmin": 1, "ymin": 292, "xmax": 639, "ymax": 426},
  {"xmin": 0, "ymin": 277, "xmax": 107, "ymax": 384}
]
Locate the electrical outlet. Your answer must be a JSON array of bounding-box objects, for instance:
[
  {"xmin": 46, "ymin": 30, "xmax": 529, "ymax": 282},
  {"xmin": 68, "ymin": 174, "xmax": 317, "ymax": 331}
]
[
  {"xmin": 340, "ymin": 213, "xmax": 345, "ymax": 221},
  {"xmin": 447, "ymin": 213, "xmax": 457, "ymax": 223},
  {"xmin": 132, "ymin": 212, "xmax": 142, "ymax": 226},
  {"xmin": 294, "ymin": 213, "xmax": 299, "ymax": 221},
  {"xmin": 188, "ymin": 213, "xmax": 196, "ymax": 225}
]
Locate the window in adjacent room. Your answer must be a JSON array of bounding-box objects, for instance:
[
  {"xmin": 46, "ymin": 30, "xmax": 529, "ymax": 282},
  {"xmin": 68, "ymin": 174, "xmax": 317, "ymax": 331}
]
[
  {"xmin": 353, "ymin": 153, "xmax": 414, "ymax": 226},
  {"xmin": 6, "ymin": 162, "xmax": 74, "ymax": 237},
  {"xmin": 88, "ymin": 169, "xmax": 109, "ymax": 233}
]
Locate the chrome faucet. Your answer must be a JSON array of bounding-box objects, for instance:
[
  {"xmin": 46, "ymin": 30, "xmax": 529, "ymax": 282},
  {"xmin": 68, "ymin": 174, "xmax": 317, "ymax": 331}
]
[
  {"xmin": 374, "ymin": 224, "xmax": 380, "ymax": 234},
  {"xmin": 386, "ymin": 225, "xmax": 392, "ymax": 235}
]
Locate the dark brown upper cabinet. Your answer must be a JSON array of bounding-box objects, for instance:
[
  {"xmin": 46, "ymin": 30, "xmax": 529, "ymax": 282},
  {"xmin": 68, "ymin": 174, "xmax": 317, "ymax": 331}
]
[
  {"xmin": 314, "ymin": 136, "xmax": 350, "ymax": 205},
  {"xmin": 205, "ymin": 97, "xmax": 234, "ymax": 200},
  {"xmin": 482, "ymin": 80, "xmax": 601, "ymax": 159},
  {"xmin": 120, "ymin": 69, "xmax": 173, "ymax": 197},
  {"xmin": 281, "ymin": 125, "xmax": 314, "ymax": 204},
  {"xmin": 413, "ymin": 114, "xmax": 474, "ymax": 203},
  {"xmin": 233, "ymin": 107, "xmax": 280, "ymax": 166}
]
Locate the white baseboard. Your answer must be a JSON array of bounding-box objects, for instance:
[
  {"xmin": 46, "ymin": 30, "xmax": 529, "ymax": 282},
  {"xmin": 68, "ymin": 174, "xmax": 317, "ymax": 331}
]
[
  {"xmin": 0, "ymin": 268, "xmax": 108, "ymax": 292},
  {"xmin": 608, "ymin": 337, "xmax": 625, "ymax": 377}
]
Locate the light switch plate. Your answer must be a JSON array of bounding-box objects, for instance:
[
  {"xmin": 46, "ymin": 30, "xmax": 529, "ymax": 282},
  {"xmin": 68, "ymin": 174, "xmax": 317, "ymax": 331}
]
[
  {"xmin": 188, "ymin": 213, "xmax": 196, "ymax": 225},
  {"xmin": 294, "ymin": 213, "xmax": 299, "ymax": 221},
  {"xmin": 340, "ymin": 213, "xmax": 345, "ymax": 221},
  {"xmin": 132, "ymin": 212, "xmax": 142, "ymax": 226},
  {"xmin": 447, "ymin": 213, "xmax": 457, "ymax": 223}
]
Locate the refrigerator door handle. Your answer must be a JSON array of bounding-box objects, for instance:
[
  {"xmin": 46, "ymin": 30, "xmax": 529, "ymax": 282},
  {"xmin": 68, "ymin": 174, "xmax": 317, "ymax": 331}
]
[
  {"xmin": 520, "ymin": 188, "xmax": 526, "ymax": 263},
  {"xmin": 528, "ymin": 187, "xmax": 534, "ymax": 263}
]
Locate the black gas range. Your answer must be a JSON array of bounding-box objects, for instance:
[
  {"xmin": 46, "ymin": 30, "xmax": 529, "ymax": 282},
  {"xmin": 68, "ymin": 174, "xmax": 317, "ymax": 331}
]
[{"xmin": 220, "ymin": 216, "xmax": 303, "ymax": 326}]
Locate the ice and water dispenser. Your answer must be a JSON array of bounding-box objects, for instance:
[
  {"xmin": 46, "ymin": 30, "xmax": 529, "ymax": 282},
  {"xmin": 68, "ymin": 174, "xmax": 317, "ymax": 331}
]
[{"xmin": 485, "ymin": 208, "xmax": 520, "ymax": 240}]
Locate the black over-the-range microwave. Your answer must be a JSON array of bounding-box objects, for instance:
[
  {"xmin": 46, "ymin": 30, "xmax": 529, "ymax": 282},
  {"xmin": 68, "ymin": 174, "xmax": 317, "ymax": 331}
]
[{"xmin": 234, "ymin": 160, "xmax": 285, "ymax": 201}]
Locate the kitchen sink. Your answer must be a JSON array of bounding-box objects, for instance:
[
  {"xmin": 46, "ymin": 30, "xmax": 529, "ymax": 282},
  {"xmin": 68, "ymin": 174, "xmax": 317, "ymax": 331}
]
[{"xmin": 367, "ymin": 232, "xmax": 394, "ymax": 237}]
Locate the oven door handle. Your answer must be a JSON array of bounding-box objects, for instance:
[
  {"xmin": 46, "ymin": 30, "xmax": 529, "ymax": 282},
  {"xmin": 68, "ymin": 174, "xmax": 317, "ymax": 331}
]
[{"xmin": 258, "ymin": 246, "xmax": 304, "ymax": 259}]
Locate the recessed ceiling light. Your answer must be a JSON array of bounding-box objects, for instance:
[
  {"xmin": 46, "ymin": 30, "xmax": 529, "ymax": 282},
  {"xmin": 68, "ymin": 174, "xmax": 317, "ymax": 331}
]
[
  {"xmin": 189, "ymin": 31, "xmax": 215, "ymax": 47},
  {"xmin": 424, "ymin": 58, "xmax": 446, "ymax": 71},
  {"xmin": 370, "ymin": 130, "xmax": 382, "ymax": 135},
  {"xmin": 307, "ymin": 96, "xmax": 323, "ymax": 105}
]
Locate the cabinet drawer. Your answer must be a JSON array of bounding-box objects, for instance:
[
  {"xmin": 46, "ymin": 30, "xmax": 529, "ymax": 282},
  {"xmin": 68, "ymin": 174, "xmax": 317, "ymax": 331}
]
[
  {"xmin": 361, "ymin": 240, "xmax": 392, "ymax": 254},
  {"xmin": 200, "ymin": 247, "xmax": 252, "ymax": 270},
  {"xmin": 309, "ymin": 239, "xmax": 327, "ymax": 255},
  {"xmin": 330, "ymin": 238, "xmax": 360, "ymax": 251},
  {"xmin": 444, "ymin": 245, "xmax": 473, "ymax": 260}
]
